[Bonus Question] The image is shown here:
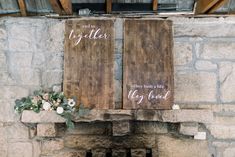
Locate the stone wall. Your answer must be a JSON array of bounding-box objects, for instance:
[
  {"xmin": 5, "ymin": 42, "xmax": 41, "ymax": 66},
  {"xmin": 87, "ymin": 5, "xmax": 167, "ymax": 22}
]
[{"xmin": 0, "ymin": 16, "xmax": 235, "ymax": 157}]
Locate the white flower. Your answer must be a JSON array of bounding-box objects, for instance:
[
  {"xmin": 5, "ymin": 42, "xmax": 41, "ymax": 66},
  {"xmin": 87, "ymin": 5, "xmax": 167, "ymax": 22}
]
[
  {"xmin": 42, "ymin": 102, "xmax": 51, "ymax": 111},
  {"xmin": 56, "ymin": 107, "xmax": 64, "ymax": 114},
  {"xmin": 68, "ymin": 99, "xmax": 76, "ymax": 107}
]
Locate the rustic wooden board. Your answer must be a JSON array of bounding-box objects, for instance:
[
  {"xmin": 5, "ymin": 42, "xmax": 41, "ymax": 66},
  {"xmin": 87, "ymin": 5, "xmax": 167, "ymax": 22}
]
[
  {"xmin": 123, "ymin": 19, "xmax": 174, "ymax": 109},
  {"xmin": 64, "ymin": 19, "xmax": 115, "ymax": 109}
]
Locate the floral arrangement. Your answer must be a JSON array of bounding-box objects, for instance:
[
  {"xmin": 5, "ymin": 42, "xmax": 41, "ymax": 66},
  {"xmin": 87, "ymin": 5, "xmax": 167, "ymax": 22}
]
[{"xmin": 14, "ymin": 90, "xmax": 90, "ymax": 128}]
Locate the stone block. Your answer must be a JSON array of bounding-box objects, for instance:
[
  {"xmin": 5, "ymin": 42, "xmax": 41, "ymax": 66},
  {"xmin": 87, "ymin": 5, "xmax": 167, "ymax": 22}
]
[
  {"xmin": 46, "ymin": 54, "xmax": 63, "ymax": 70},
  {"xmin": 115, "ymin": 18, "xmax": 123, "ymax": 39},
  {"xmin": 0, "ymin": 52, "xmax": 7, "ymax": 70},
  {"xmin": 136, "ymin": 110, "xmax": 213, "ymax": 123},
  {"xmin": 7, "ymin": 123, "xmax": 29, "ymax": 139},
  {"xmin": 65, "ymin": 135, "xmax": 156, "ymax": 149},
  {"xmin": 47, "ymin": 21, "xmax": 65, "ymax": 52},
  {"xmin": 0, "ymin": 86, "xmax": 29, "ymax": 99},
  {"xmin": 115, "ymin": 39, "xmax": 123, "ymax": 54},
  {"xmin": 112, "ymin": 121, "xmax": 130, "ymax": 136},
  {"xmin": 37, "ymin": 123, "xmax": 56, "ymax": 137},
  {"xmin": 66, "ymin": 122, "xmax": 112, "ymax": 135},
  {"xmin": 112, "ymin": 149, "xmax": 127, "ymax": 157},
  {"xmin": 174, "ymin": 42, "xmax": 193, "ymax": 66},
  {"xmin": 0, "ymin": 100, "xmax": 18, "ymax": 122},
  {"xmin": 219, "ymin": 62, "xmax": 235, "ymax": 102},
  {"xmin": 8, "ymin": 24, "xmax": 35, "ymax": 42},
  {"xmin": 0, "ymin": 142, "xmax": 7, "ymax": 157},
  {"xmin": 133, "ymin": 121, "xmax": 168, "ymax": 134},
  {"xmin": 171, "ymin": 17, "xmax": 235, "ymax": 37},
  {"xmin": 0, "ymin": 28, "xmax": 6, "ymax": 40},
  {"xmin": 41, "ymin": 139, "xmax": 64, "ymax": 154},
  {"xmin": 214, "ymin": 115, "xmax": 235, "ymax": 125},
  {"xmin": 42, "ymin": 71, "xmax": 63, "ymax": 88},
  {"xmin": 202, "ymin": 42, "xmax": 235, "ymax": 60},
  {"xmin": 11, "ymin": 68, "xmax": 41, "ymax": 86},
  {"xmin": 179, "ymin": 122, "xmax": 198, "ymax": 136},
  {"xmin": 207, "ymin": 125, "xmax": 235, "ymax": 139},
  {"xmin": 223, "ymin": 147, "xmax": 235, "ymax": 157},
  {"xmin": 114, "ymin": 80, "xmax": 122, "ymax": 105},
  {"xmin": 32, "ymin": 140, "xmax": 41, "ymax": 157},
  {"xmin": 9, "ymin": 52, "xmax": 33, "ymax": 68},
  {"xmin": 131, "ymin": 149, "xmax": 146, "ymax": 157},
  {"xmin": 92, "ymin": 149, "xmax": 106, "ymax": 157},
  {"xmin": 32, "ymin": 52, "xmax": 46, "ymax": 69},
  {"xmin": 55, "ymin": 150, "xmax": 87, "ymax": 157},
  {"xmin": 21, "ymin": 111, "xmax": 66, "ymax": 123},
  {"xmin": 8, "ymin": 142, "xmax": 33, "ymax": 157},
  {"xmin": 195, "ymin": 60, "xmax": 217, "ymax": 71},
  {"xmin": 175, "ymin": 72, "xmax": 217, "ymax": 103},
  {"xmin": 9, "ymin": 39, "xmax": 34, "ymax": 52},
  {"xmin": 157, "ymin": 135, "xmax": 211, "ymax": 157}
]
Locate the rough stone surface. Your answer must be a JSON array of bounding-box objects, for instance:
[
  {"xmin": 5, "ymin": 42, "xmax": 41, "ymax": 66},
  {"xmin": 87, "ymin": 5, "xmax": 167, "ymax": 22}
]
[
  {"xmin": 131, "ymin": 149, "xmax": 146, "ymax": 157},
  {"xmin": 21, "ymin": 110, "xmax": 66, "ymax": 123},
  {"xmin": 37, "ymin": 123, "xmax": 56, "ymax": 137},
  {"xmin": 55, "ymin": 150, "xmax": 87, "ymax": 157},
  {"xmin": 172, "ymin": 17, "xmax": 235, "ymax": 37},
  {"xmin": 7, "ymin": 123, "xmax": 29, "ymax": 139},
  {"xmin": 175, "ymin": 72, "xmax": 217, "ymax": 102},
  {"xmin": 64, "ymin": 135, "xmax": 156, "ymax": 149},
  {"xmin": 67, "ymin": 122, "xmax": 112, "ymax": 135},
  {"xmin": 112, "ymin": 121, "xmax": 130, "ymax": 136},
  {"xmin": 133, "ymin": 122, "xmax": 168, "ymax": 134},
  {"xmin": 223, "ymin": 147, "xmax": 235, "ymax": 157},
  {"xmin": 207, "ymin": 125, "xmax": 235, "ymax": 139},
  {"xmin": 201, "ymin": 42, "xmax": 235, "ymax": 60},
  {"xmin": 174, "ymin": 42, "xmax": 193, "ymax": 66},
  {"xmin": 219, "ymin": 62, "xmax": 235, "ymax": 102},
  {"xmin": 179, "ymin": 122, "xmax": 198, "ymax": 136},
  {"xmin": 41, "ymin": 139, "xmax": 64, "ymax": 154},
  {"xmin": 136, "ymin": 110, "xmax": 214, "ymax": 123},
  {"xmin": 8, "ymin": 142, "xmax": 33, "ymax": 157},
  {"xmin": 157, "ymin": 135, "xmax": 211, "ymax": 157},
  {"xmin": 195, "ymin": 60, "xmax": 217, "ymax": 71},
  {"xmin": 92, "ymin": 149, "xmax": 106, "ymax": 157},
  {"xmin": 112, "ymin": 149, "xmax": 127, "ymax": 157}
]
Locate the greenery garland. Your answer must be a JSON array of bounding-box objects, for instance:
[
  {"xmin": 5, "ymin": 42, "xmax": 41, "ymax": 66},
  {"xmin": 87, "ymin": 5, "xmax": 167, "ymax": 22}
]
[{"xmin": 14, "ymin": 90, "xmax": 90, "ymax": 129}]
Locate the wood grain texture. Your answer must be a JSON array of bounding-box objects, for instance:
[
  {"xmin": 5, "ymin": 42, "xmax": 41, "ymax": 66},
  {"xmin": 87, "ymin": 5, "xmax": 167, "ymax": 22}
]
[
  {"xmin": 106, "ymin": 0, "xmax": 112, "ymax": 13},
  {"xmin": 49, "ymin": 0, "xmax": 63, "ymax": 15},
  {"xmin": 195, "ymin": 0, "xmax": 220, "ymax": 14},
  {"xmin": 64, "ymin": 20, "xmax": 115, "ymax": 109},
  {"xmin": 17, "ymin": 0, "xmax": 27, "ymax": 16},
  {"xmin": 59, "ymin": 0, "xmax": 73, "ymax": 14},
  {"xmin": 153, "ymin": 0, "xmax": 158, "ymax": 11},
  {"xmin": 123, "ymin": 19, "xmax": 174, "ymax": 110},
  {"xmin": 208, "ymin": 0, "xmax": 228, "ymax": 13}
]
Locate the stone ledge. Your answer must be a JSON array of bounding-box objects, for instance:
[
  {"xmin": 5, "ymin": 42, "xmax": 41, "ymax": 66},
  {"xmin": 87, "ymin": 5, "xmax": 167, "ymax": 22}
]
[{"xmin": 21, "ymin": 109, "xmax": 213, "ymax": 124}]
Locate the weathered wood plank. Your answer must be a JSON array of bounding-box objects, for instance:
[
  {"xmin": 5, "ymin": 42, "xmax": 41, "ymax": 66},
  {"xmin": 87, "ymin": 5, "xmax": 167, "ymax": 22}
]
[
  {"xmin": 153, "ymin": 0, "xmax": 158, "ymax": 11},
  {"xmin": 106, "ymin": 0, "xmax": 112, "ymax": 13},
  {"xmin": 64, "ymin": 19, "xmax": 115, "ymax": 109},
  {"xmin": 17, "ymin": 0, "xmax": 27, "ymax": 16},
  {"xmin": 49, "ymin": 0, "xmax": 63, "ymax": 14},
  {"xmin": 59, "ymin": 0, "xmax": 73, "ymax": 15},
  {"xmin": 208, "ymin": 0, "xmax": 229, "ymax": 13},
  {"xmin": 195, "ymin": 0, "xmax": 220, "ymax": 14},
  {"xmin": 123, "ymin": 19, "xmax": 174, "ymax": 109}
]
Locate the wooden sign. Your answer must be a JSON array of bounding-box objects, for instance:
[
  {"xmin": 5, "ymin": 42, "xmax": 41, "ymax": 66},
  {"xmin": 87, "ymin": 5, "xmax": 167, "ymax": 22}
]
[
  {"xmin": 63, "ymin": 19, "xmax": 115, "ymax": 109},
  {"xmin": 123, "ymin": 19, "xmax": 174, "ymax": 109}
]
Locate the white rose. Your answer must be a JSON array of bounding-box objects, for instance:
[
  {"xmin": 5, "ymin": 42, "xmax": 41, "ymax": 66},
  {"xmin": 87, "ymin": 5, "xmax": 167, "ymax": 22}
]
[
  {"xmin": 68, "ymin": 99, "xmax": 76, "ymax": 107},
  {"xmin": 42, "ymin": 102, "xmax": 51, "ymax": 111},
  {"xmin": 56, "ymin": 107, "xmax": 64, "ymax": 114}
]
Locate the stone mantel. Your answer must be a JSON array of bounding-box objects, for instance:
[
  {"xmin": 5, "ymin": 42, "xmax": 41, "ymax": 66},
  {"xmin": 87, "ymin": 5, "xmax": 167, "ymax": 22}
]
[{"xmin": 21, "ymin": 109, "xmax": 213, "ymax": 124}]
